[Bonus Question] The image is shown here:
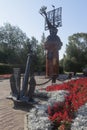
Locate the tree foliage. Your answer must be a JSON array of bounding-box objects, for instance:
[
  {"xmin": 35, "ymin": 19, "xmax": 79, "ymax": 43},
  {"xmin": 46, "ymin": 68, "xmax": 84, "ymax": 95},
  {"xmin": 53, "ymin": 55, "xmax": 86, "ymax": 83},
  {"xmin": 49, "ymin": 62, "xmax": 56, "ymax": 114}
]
[
  {"xmin": 63, "ymin": 33, "xmax": 87, "ymax": 72},
  {"xmin": 0, "ymin": 23, "xmax": 46, "ymax": 73},
  {"xmin": 36, "ymin": 33, "xmax": 46, "ymax": 72},
  {"xmin": 0, "ymin": 23, "xmax": 28, "ymax": 64}
]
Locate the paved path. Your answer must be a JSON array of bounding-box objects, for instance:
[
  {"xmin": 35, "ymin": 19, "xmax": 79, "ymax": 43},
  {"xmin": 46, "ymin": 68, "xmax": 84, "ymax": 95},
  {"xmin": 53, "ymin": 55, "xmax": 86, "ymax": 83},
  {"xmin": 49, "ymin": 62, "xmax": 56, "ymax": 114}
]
[
  {"xmin": 0, "ymin": 76, "xmax": 51, "ymax": 130},
  {"xmin": 0, "ymin": 75, "xmax": 63, "ymax": 130},
  {"xmin": 0, "ymin": 79, "xmax": 28, "ymax": 130}
]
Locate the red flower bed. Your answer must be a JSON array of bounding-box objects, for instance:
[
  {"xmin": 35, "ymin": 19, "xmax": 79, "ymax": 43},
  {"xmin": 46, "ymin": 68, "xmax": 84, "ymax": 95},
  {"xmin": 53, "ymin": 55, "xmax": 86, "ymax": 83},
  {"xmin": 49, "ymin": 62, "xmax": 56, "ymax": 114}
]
[{"xmin": 47, "ymin": 78, "xmax": 87, "ymax": 130}]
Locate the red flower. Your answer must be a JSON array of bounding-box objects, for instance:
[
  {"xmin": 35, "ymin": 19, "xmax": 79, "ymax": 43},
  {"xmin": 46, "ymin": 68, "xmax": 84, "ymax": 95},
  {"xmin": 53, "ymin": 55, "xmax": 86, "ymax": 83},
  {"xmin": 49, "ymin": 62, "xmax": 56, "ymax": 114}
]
[{"xmin": 47, "ymin": 78, "xmax": 87, "ymax": 129}]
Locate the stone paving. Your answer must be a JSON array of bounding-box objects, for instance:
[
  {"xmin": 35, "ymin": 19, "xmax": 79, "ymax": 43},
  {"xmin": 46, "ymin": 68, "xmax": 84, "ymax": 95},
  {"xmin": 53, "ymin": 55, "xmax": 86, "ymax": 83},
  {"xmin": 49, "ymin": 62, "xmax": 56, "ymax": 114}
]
[
  {"xmin": 0, "ymin": 79, "xmax": 29, "ymax": 130},
  {"xmin": 0, "ymin": 76, "xmax": 52, "ymax": 130},
  {"xmin": 0, "ymin": 75, "xmax": 65, "ymax": 130}
]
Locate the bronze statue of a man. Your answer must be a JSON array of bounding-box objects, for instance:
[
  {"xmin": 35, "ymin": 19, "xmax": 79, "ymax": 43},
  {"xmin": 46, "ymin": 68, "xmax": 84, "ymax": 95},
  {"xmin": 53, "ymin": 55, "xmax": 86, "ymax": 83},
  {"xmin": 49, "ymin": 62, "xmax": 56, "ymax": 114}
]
[{"xmin": 39, "ymin": 6, "xmax": 63, "ymax": 76}]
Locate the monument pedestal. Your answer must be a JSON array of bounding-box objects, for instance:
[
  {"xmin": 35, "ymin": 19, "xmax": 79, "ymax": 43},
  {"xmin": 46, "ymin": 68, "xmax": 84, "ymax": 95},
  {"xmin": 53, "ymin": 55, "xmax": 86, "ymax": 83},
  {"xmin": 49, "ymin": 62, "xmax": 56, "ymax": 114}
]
[{"xmin": 45, "ymin": 41, "xmax": 60, "ymax": 77}]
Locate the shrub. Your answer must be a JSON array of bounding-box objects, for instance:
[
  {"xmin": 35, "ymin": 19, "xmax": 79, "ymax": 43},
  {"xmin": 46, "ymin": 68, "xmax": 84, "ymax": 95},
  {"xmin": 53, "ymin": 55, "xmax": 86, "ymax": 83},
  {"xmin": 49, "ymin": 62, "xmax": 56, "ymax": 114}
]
[
  {"xmin": 0, "ymin": 63, "xmax": 13, "ymax": 74},
  {"xmin": 59, "ymin": 66, "xmax": 64, "ymax": 74},
  {"xmin": 0, "ymin": 63, "xmax": 25, "ymax": 74}
]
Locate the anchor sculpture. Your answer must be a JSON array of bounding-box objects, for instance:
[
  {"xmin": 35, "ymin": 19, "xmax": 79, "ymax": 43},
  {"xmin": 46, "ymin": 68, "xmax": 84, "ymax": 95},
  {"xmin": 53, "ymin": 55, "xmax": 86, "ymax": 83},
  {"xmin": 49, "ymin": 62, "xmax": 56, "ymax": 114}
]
[
  {"xmin": 9, "ymin": 49, "xmax": 59, "ymax": 106},
  {"xmin": 9, "ymin": 52, "xmax": 36, "ymax": 105}
]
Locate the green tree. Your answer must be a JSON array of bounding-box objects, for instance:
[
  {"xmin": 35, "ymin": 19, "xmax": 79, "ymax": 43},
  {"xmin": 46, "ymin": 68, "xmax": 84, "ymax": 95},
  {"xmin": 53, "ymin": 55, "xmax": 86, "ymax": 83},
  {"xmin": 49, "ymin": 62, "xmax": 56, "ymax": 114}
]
[
  {"xmin": 36, "ymin": 33, "xmax": 46, "ymax": 73},
  {"xmin": 0, "ymin": 23, "xmax": 28, "ymax": 64},
  {"xmin": 0, "ymin": 23, "xmax": 47, "ymax": 74},
  {"xmin": 63, "ymin": 33, "xmax": 87, "ymax": 72}
]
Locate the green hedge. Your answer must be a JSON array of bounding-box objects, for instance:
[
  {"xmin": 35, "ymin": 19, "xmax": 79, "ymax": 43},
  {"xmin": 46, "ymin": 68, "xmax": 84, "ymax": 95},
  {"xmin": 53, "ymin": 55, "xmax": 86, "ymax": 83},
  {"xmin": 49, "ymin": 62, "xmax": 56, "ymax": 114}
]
[
  {"xmin": 0, "ymin": 63, "xmax": 25, "ymax": 74},
  {"xmin": 0, "ymin": 63, "xmax": 13, "ymax": 74},
  {"xmin": 59, "ymin": 66, "xmax": 64, "ymax": 74},
  {"xmin": 0, "ymin": 63, "xmax": 64, "ymax": 75}
]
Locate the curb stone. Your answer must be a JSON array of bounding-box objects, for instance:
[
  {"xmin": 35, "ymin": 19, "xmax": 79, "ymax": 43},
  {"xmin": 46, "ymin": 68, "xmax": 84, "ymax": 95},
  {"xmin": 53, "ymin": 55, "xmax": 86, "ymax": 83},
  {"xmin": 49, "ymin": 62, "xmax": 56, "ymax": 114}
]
[{"xmin": 24, "ymin": 115, "xmax": 28, "ymax": 130}]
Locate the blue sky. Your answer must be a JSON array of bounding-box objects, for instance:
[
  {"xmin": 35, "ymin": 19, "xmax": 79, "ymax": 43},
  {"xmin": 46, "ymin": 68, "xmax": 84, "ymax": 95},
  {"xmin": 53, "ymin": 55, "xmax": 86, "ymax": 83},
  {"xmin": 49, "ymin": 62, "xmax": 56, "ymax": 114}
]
[{"xmin": 0, "ymin": 0, "xmax": 87, "ymax": 59}]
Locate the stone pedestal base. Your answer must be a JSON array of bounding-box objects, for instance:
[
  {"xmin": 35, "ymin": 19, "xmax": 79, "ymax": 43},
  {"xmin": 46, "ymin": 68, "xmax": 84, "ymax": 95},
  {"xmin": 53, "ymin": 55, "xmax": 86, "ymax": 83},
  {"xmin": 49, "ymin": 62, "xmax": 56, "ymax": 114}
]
[
  {"xmin": 45, "ymin": 41, "xmax": 59, "ymax": 77},
  {"xmin": 46, "ymin": 56, "xmax": 59, "ymax": 77}
]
